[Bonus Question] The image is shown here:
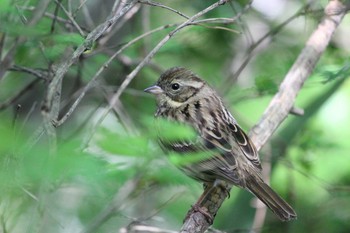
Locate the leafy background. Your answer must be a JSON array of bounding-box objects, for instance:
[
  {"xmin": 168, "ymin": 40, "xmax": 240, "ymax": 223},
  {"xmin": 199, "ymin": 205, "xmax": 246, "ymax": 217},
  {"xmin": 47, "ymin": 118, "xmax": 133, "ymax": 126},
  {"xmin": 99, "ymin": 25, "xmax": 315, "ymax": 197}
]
[{"xmin": 0, "ymin": 0, "xmax": 349, "ymax": 232}]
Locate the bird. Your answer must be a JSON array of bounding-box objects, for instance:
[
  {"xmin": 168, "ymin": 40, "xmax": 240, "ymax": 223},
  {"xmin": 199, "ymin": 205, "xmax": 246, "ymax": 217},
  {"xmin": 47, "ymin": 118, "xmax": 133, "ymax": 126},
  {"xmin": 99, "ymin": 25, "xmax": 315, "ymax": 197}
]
[{"xmin": 144, "ymin": 67, "xmax": 297, "ymax": 222}]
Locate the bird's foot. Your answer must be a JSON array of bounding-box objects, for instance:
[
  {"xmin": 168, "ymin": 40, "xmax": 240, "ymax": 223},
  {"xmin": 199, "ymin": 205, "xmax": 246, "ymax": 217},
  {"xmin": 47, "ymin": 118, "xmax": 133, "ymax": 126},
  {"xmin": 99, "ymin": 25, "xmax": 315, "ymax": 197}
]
[{"xmin": 184, "ymin": 204, "xmax": 213, "ymax": 224}]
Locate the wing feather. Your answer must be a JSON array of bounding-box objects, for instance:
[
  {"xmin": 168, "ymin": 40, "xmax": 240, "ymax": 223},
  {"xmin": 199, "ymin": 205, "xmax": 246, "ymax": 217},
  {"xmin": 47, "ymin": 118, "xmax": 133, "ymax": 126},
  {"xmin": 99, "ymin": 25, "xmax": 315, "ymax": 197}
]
[{"xmin": 227, "ymin": 122, "xmax": 262, "ymax": 170}]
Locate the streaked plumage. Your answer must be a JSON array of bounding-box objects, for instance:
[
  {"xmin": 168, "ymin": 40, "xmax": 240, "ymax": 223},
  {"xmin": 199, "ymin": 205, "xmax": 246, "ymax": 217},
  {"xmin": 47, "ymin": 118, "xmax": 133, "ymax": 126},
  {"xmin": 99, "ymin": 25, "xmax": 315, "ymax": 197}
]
[{"xmin": 145, "ymin": 67, "xmax": 297, "ymax": 221}]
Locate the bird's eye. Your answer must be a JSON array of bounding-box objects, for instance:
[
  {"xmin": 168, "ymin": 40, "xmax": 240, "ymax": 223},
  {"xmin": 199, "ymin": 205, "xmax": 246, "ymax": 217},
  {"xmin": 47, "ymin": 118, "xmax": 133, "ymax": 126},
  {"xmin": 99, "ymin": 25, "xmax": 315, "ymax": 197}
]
[{"xmin": 171, "ymin": 83, "xmax": 180, "ymax": 90}]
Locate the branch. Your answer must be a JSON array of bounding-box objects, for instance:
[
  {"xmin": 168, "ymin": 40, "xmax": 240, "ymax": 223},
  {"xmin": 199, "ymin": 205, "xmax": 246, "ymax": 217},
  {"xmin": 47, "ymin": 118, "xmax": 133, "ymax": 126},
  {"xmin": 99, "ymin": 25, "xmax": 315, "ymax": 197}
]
[
  {"xmin": 221, "ymin": 3, "xmax": 316, "ymax": 93},
  {"xmin": 138, "ymin": 0, "xmax": 190, "ymax": 19},
  {"xmin": 249, "ymin": 0, "xmax": 349, "ymax": 150},
  {"xmin": 181, "ymin": 1, "xmax": 349, "ymax": 232}
]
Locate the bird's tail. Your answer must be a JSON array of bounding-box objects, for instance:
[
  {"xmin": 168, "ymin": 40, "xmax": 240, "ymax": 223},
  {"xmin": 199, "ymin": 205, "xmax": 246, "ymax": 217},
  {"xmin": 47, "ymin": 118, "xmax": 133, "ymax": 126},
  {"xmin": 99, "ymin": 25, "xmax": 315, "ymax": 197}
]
[{"xmin": 246, "ymin": 175, "xmax": 297, "ymax": 221}]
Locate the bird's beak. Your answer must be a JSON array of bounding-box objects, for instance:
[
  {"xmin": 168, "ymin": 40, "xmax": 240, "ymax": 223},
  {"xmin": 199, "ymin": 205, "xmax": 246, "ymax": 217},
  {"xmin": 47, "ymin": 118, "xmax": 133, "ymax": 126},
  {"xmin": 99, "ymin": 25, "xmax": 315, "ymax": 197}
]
[{"xmin": 144, "ymin": 85, "xmax": 163, "ymax": 95}]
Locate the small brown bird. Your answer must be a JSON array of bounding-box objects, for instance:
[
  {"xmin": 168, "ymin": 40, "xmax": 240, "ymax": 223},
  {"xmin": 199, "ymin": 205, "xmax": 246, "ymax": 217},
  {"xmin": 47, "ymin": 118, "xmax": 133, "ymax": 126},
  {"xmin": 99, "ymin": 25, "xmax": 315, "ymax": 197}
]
[{"xmin": 144, "ymin": 67, "xmax": 296, "ymax": 221}]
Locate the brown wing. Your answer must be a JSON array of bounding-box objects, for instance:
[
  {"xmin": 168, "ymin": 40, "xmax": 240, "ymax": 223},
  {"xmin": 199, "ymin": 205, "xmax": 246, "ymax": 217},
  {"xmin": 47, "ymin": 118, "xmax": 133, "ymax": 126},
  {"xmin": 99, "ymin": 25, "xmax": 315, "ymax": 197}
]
[
  {"xmin": 190, "ymin": 120, "xmax": 261, "ymax": 185},
  {"xmin": 157, "ymin": 107, "xmax": 261, "ymax": 185},
  {"xmin": 226, "ymin": 122, "xmax": 262, "ymax": 170},
  {"xmin": 158, "ymin": 128, "xmax": 242, "ymax": 184}
]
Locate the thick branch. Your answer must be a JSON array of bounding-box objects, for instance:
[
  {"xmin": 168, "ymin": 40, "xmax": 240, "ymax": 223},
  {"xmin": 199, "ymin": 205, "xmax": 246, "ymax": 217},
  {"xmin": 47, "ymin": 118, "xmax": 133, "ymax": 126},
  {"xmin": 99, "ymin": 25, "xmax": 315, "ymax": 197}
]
[
  {"xmin": 249, "ymin": 0, "xmax": 349, "ymax": 150},
  {"xmin": 181, "ymin": 1, "xmax": 349, "ymax": 232}
]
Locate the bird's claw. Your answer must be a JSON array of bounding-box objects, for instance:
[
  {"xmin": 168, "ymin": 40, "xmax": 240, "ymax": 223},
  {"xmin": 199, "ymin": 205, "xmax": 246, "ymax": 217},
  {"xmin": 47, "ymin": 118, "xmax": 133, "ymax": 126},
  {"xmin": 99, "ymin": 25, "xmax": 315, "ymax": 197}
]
[{"xmin": 184, "ymin": 204, "xmax": 214, "ymax": 225}]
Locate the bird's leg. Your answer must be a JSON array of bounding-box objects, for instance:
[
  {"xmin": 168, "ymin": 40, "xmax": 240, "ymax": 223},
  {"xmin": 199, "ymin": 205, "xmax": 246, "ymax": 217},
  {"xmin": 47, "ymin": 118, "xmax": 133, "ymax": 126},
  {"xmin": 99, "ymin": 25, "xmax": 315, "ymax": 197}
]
[
  {"xmin": 184, "ymin": 180, "xmax": 230, "ymax": 224},
  {"xmin": 184, "ymin": 182, "xmax": 214, "ymax": 224}
]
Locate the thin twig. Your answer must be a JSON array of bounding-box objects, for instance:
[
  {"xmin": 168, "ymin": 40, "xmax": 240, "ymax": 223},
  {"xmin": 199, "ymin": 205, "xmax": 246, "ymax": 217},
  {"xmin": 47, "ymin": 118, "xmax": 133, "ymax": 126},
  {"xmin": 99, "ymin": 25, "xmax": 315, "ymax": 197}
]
[
  {"xmin": 20, "ymin": 101, "xmax": 38, "ymax": 139},
  {"xmin": 54, "ymin": 0, "xmax": 86, "ymax": 36},
  {"xmin": 138, "ymin": 0, "xmax": 190, "ymax": 19},
  {"xmin": 138, "ymin": 1, "xmax": 242, "ymax": 34},
  {"xmin": 50, "ymin": 0, "xmax": 62, "ymax": 33},
  {"xmin": 191, "ymin": 2, "xmax": 252, "ymax": 34},
  {"xmin": 0, "ymin": 38, "xmax": 19, "ymax": 81},
  {"xmin": 193, "ymin": 17, "xmax": 242, "ymax": 24},
  {"xmin": 221, "ymin": 3, "xmax": 317, "ymax": 93},
  {"xmin": 141, "ymin": 4, "xmax": 151, "ymax": 55},
  {"xmin": 79, "ymin": 0, "xmax": 95, "ymax": 29},
  {"xmin": 98, "ymin": 0, "xmax": 137, "ymax": 46},
  {"xmin": 99, "ymin": 4, "xmax": 141, "ymax": 46},
  {"xmin": 18, "ymin": 6, "xmax": 90, "ymax": 32},
  {"xmin": 9, "ymin": 65, "xmax": 48, "ymax": 80},
  {"xmin": 73, "ymin": 0, "xmax": 89, "ymax": 19},
  {"xmin": 0, "ymin": 33, "xmax": 5, "ymax": 58},
  {"xmin": 103, "ymin": 88, "xmax": 138, "ymax": 134}
]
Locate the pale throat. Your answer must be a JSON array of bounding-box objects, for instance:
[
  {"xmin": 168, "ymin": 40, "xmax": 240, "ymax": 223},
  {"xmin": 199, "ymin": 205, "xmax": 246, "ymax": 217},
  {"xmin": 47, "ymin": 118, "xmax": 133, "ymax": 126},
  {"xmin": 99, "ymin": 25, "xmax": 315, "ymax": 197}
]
[{"xmin": 164, "ymin": 96, "xmax": 184, "ymax": 108}]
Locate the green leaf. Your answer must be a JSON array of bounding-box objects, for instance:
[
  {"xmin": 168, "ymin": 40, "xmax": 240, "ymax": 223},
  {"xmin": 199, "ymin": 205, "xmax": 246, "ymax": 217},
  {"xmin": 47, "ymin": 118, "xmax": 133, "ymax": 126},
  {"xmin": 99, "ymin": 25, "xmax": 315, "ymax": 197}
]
[
  {"xmin": 169, "ymin": 150, "xmax": 213, "ymax": 167},
  {"xmin": 255, "ymin": 75, "xmax": 278, "ymax": 95},
  {"xmin": 153, "ymin": 118, "xmax": 197, "ymax": 142},
  {"xmin": 97, "ymin": 127, "xmax": 151, "ymax": 157},
  {"xmin": 50, "ymin": 33, "xmax": 84, "ymax": 45}
]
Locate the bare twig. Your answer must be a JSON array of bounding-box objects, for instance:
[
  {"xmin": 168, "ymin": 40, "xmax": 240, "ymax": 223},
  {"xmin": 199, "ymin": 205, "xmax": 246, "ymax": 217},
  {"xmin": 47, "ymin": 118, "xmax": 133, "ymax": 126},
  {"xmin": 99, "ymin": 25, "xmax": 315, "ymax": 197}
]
[
  {"xmin": 19, "ymin": 6, "xmax": 90, "ymax": 32},
  {"xmin": 78, "ymin": 0, "xmax": 95, "ymax": 29},
  {"xmin": 141, "ymin": 4, "xmax": 151, "ymax": 55},
  {"xmin": 74, "ymin": 0, "xmax": 89, "ymax": 17},
  {"xmin": 98, "ymin": 4, "xmax": 141, "ymax": 46},
  {"xmin": 50, "ymin": 0, "xmax": 62, "ymax": 33},
  {"xmin": 221, "ymin": 3, "xmax": 317, "ymax": 92},
  {"xmin": 192, "ymin": 17, "xmax": 243, "ymax": 24},
  {"xmin": 0, "ymin": 33, "xmax": 5, "ymax": 58},
  {"xmin": 138, "ymin": 0, "xmax": 190, "ymax": 19},
  {"xmin": 54, "ymin": 0, "xmax": 86, "ymax": 36},
  {"xmin": 192, "ymin": 2, "xmax": 252, "ymax": 33},
  {"xmin": 73, "ymin": 0, "xmax": 95, "ymax": 28},
  {"xmin": 9, "ymin": 65, "xmax": 48, "ymax": 80},
  {"xmin": 289, "ymin": 106, "xmax": 304, "ymax": 116},
  {"xmin": 181, "ymin": 1, "xmax": 349, "ymax": 232},
  {"xmin": 0, "ymin": 39, "xmax": 19, "ymax": 81},
  {"xmin": 103, "ymin": 88, "xmax": 138, "ymax": 134}
]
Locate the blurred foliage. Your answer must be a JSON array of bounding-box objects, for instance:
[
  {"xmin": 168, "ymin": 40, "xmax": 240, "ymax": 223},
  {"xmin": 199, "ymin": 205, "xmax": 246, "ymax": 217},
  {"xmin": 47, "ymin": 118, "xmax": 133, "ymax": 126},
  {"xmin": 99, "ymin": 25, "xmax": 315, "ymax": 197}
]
[{"xmin": 0, "ymin": 0, "xmax": 349, "ymax": 233}]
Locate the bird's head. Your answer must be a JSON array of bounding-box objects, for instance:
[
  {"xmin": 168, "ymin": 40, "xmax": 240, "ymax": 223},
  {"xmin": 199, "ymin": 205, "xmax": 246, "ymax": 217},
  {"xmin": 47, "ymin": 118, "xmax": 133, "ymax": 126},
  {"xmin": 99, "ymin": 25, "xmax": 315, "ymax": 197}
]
[{"xmin": 144, "ymin": 67, "xmax": 207, "ymax": 108}]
